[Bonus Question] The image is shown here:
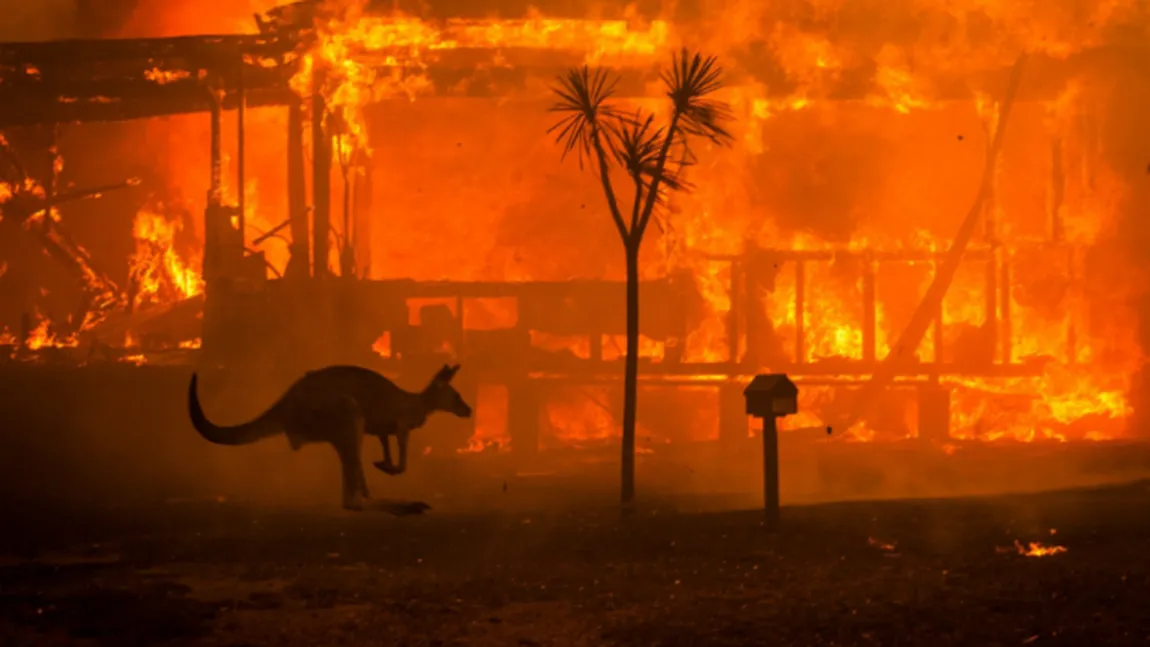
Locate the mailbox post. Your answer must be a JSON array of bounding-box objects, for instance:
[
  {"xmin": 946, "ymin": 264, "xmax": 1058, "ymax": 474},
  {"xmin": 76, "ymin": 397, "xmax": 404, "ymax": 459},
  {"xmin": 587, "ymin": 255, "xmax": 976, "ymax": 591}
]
[{"xmin": 743, "ymin": 374, "xmax": 799, "ymax": 529}]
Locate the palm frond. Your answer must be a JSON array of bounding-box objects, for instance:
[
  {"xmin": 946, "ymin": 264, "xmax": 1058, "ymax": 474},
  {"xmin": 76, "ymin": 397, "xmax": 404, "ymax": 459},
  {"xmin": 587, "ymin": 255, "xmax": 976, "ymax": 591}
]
[
  {"xmin": 612, "ymin": 111, "xmax": 690, "ymax": 194},
  {"xmin": 660, "ymin": 49, "xmax": 735, "ymax": 146},
  {"xmin": 546, "ymin": 66, "xmax": 625, "ymax": 168}
]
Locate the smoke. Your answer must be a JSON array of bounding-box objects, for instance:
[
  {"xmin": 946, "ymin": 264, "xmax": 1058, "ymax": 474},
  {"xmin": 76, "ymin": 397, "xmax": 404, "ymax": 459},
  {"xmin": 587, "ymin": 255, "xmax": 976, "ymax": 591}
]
[{"xmin": 0, "ymin": 0, "xmax": 78, "ymax": 41}]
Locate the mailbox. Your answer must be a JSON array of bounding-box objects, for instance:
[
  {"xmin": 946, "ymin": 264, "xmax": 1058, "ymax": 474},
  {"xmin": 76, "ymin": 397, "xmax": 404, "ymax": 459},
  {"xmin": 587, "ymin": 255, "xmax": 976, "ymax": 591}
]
[
  {"xmin": 743, "ymin": 374, "xmax": 798, "ymax": 418},
  {"xmin": 743, "ymin": 372, "xmax": 799, "ymax": 530}
]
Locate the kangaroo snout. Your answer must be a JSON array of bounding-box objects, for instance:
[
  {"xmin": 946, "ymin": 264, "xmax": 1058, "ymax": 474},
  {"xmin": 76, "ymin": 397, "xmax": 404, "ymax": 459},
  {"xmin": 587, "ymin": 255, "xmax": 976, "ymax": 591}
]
[{"xmin": 456, "ymin": 402, "xmax": 473, "ymax": 418}]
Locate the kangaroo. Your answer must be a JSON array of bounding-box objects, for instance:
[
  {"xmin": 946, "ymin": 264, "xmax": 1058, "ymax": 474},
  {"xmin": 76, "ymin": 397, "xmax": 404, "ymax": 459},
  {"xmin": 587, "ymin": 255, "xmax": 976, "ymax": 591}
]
[{"xmin": 187, "ymin": 364, "xmax": 473, "ymax": 510}]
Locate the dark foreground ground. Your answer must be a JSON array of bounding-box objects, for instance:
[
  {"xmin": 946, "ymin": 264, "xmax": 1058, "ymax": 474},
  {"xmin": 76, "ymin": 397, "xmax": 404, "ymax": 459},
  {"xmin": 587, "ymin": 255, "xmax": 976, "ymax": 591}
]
[{"xmin": 3, "ymin": 482, "xmax": 1149, "ymax": 647}]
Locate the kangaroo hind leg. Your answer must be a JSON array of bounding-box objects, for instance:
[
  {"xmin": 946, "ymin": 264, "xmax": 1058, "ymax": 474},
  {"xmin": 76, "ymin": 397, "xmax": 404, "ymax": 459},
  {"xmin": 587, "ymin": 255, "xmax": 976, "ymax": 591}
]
[{"xmin": 329, "ymin": 396, "xmax": 368, "ymax": 511}]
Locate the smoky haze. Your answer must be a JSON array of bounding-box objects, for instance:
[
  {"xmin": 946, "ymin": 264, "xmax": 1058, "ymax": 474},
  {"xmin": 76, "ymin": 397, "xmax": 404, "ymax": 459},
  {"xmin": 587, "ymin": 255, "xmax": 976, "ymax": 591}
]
[{"xmin": 0, "ymin": 0, "xmax": 77, "ymax": 41}]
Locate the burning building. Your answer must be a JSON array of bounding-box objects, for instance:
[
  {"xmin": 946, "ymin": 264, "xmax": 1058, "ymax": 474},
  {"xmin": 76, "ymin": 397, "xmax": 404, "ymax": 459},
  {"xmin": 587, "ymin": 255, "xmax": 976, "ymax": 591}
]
[{"xmin": 0, "ymin": 0, "xmax": 1147, "ymax": 474}]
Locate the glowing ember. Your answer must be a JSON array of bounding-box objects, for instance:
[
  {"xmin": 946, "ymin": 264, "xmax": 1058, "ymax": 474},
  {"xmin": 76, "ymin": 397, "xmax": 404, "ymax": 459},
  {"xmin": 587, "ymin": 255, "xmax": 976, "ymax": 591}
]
[
  {"xmin": 25, "ymin": 314, "xmax": 78, "ymax": 350},
  {"xmin": 143, "ymin": 67, "xmax": 192, "ymax": 84},
  {"xmin": 867, "ymin": 537, "xmax": 898, "ymax": 552},
  {"xmin": 998, "ymin": 540, "xmax": 1069, "ymax": 558}
]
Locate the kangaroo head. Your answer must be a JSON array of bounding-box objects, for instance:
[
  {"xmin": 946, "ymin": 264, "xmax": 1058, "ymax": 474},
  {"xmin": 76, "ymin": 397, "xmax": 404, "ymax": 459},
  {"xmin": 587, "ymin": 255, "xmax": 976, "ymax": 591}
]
[{"xmin": 423, "ymin": 364, "xmax": 472, "ymax": 418}]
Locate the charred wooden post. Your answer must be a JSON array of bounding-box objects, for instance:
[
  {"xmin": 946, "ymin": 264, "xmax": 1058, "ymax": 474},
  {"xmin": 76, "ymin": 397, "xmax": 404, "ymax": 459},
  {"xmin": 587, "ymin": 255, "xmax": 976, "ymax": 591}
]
[
  {"xmin": 717, "ymin": 382, "xmax": 745, "ymax": 447},
  {"xmin": 589, "ymin": 331, "xmax": 603, "ymax": 362},
  {"xmin": 311, "ymin": 68, "xmax": 332, "ymax": 277},
  {"xmin": 509, "ymin": 378, "xmax": 540, "ymax": 458},
  {"xmin": 862, "ymin": 256, "xmax": 876, "ymax": 364},
  {"xmin": 742, "ymin": 246, "xmax": 783, "ymax": 368},
  {"xmin": 1050, "ymin": 138, "xmax": 1065, "ymax": 243},
  {"xmin": 286, "ymin": 99, "xmax": 309, "ymax": 278},
  {"xmin": 933, "ymin": 271, "xmax": 945, "ymax": 365},
  {"xmin": 983, "ymin": 126, "xmax": 998, "ymax": 243},
  {"xmin": 18, "ymin": 312, "xmax": 31, "ymax": 351},
  {"xmin": 744, "ymin": 374, "xmax": 798, "ymax": 530},
  {"xmin": 236, "ymin": 54, "xmax": 247, "ymax": 243},
  {"xmin": 728, "ymin": 259, "xmax": 742, "ymax": 364},
  {"xmin": 794, "ymin": 260, "xmax": 806, "ymax": 364},
  {"xmin": 838, "ymin": 54, "xmax": 1028, "ymax": 428},
  {"xmin": 985, "ymin": 251, "xmax": 998, "ymax": 360},
  {"xmin": 1000, "ymin": 253, "xmax": 1012, "ymax": 363},
  {"xmin": 354, "ymin": 150, "xmax": 373, "ymax": 278},
  {"xmin": 203, "ymin": 93, "xmax": 224, "ymax": 280},
  {"xmin": 743, "ymin": 263, "xmax": 763, "ymax": 366},
  {"xmin": 917, "ymin": 382, "xmax": 951, "ymax": 441},
  {"xmin": 1066, "ymin": 247, "xmax": 1078, "ymax": 364}
]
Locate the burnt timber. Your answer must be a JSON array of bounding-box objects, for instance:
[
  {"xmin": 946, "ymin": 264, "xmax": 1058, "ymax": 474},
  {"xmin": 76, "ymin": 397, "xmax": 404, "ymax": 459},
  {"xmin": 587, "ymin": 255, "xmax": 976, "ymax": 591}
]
[
  {"xmin": 0, "ymin": 11, "xmax": 1103, "ymax": 448},
  {"xmin": 0, "ymin": 31, "xmax": 1132, "ymax": 128}
]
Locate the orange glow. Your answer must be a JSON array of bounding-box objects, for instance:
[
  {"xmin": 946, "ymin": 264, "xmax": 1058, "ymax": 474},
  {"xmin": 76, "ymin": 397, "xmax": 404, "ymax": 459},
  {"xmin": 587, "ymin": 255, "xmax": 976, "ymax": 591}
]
[
  {"xmin": 143, "ymin": 67, "xmax": 192, "ymax": 84},
  {"xmin": 128, "ymin": 205, "xmax": 204, "ymax": 310},
  {"xmin": 999, "ymin": 540, "xmax": 1069, "ymax": 557},
  {"xmin": 42, "ymin": 0, "xmax": 1147, "ymax": 452},
  {"xmin": 25, "ymin": 314, "xmax": 78, "ymax": 350}
]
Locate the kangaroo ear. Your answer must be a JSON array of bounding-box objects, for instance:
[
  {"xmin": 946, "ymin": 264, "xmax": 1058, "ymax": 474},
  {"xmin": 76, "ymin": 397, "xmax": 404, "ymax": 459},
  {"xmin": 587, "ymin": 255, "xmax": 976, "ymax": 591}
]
[{"xmin": 433, "ymin": 364, "xmax": 459, "ymax": 383}]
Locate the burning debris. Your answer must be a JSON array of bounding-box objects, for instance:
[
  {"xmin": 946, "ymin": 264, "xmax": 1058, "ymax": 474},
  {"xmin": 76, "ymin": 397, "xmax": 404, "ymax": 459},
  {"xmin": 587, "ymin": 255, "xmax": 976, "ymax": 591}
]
[
  {"xmin": 866, "ymin": 536, "xmax": 898, "ymax": 553},
  {"xmin": 0, "ymin": 0, "xmax": 1144, "ymax": 453},
  {"xmin": 127, "ymin": 203, "xmax": 204, "ymax": 312},
  {"xmin": 997, "ymin": 540, "xmax": 1069, "ymax": 558}
]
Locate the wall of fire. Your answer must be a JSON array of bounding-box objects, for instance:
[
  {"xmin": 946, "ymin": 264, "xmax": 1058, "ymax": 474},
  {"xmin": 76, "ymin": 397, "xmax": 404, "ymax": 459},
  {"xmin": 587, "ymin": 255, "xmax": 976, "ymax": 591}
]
[{"xmin": 4, "ymin": 0, "xmax": 1149, "ymax": 451}]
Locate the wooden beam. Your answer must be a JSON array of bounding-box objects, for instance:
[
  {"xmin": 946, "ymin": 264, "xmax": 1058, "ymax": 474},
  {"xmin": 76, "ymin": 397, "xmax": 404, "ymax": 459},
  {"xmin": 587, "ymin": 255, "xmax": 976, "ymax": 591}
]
[
  {"xmin": 286, "ymin": 99, "xmax": 309, "ymax": 278},
  {"xmin": 862, "ymin": 257, "xmax": 876, "ymax": 363},
  {"xmin": 0, "ymin": 35, "xmax": 1125, "ymax": 128},
  {"xmin": 311, "ymin": 68, "xmax": 332, "ymax": 276},
  {"xmin": 794, "ymin": 260, "xmax": 805, "ymax": 364},
  {"xmin": 839, "ymin": 53, "xmax": 1029, "ymax": 429}
]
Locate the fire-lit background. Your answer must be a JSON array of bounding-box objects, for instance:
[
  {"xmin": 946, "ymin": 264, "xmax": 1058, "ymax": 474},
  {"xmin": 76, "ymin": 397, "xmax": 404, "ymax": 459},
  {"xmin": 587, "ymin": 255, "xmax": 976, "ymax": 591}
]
[{"xmin": 2, "ymin": 0, "xmax": 1149, "ymax": 459}]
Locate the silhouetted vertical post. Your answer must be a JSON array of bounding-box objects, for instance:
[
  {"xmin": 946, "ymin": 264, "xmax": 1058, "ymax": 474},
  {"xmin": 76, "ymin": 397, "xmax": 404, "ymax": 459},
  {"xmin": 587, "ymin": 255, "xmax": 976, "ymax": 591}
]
[
  {"xmin": 985, "ymin": 252, "xmax": 997, "ymax": 362},
  {"xmin": 794, "ymin": 260, "xmax": 805, "ymax": 364},
  {"xmin": 728, "ymin": 259, "xmax": 742, "ymax": 365},
  {"xmin": 933, "ymin": 263, "xmax": 944, "ymax": 365},
  {"xmin": 203, "ymin": 91, "xmax": 223, "ymax": 282},
  {"xmin": 311, "ymin": 68, "xmax": 331, "ymax": 277},
  {"xmin": 237, "ymin": 52, "xmax": 246, "ymax": 246},
  {"xmin": 862, "ymin": 256, "xmax": 876, "ymax": 364},
  {"xmin": 1050, "ymin": 138, "xmax": 1065, "ymax": 243},
  {"xmin": 762, "ymin": 414, "xmax": 779, "ymax": 528},
  {"xmin": 287, "ymin": 100, "xmax": 309, "ymax": 278},
  {"xmin": 1000, "ymin": 254, "xmax": 1012, "ymax": 363},
  {"xmin": 201, "ymin": 92, "xmax": 226, "ymax": 358},
  {"xmin": 743, "ymin": 374, "xmax": 797, "ymax": 531},
  {"xmin": 354, "ymin": 150, "xmax": 373, "ymax": 278},
  {"xmin": 18, "ymin": 312, "xmax": 31, "ymax": 351},
  {"xmin": 1066, "ymin": 248, "xmax": 1077, "ymax": 364}
]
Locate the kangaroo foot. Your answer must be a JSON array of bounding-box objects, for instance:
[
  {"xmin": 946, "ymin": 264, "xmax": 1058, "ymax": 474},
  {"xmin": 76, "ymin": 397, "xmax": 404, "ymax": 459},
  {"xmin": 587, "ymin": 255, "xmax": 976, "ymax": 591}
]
[{"xmin": 373, "ymin": 461, "xmax": 404, "ymax": 475}]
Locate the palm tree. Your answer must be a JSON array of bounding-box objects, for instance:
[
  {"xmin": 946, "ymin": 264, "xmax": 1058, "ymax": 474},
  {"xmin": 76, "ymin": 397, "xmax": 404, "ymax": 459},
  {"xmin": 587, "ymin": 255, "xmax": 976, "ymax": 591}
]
[{"xmin": 548, "ymin": 50, "xmax": 733, "ymax": 508}]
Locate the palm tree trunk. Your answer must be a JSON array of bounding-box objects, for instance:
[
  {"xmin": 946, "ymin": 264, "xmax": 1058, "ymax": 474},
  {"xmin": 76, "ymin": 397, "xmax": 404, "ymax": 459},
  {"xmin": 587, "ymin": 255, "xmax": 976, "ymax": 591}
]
[{"xmin": 621, "ymin": 237, "xmax": 640, "ymax": 506}]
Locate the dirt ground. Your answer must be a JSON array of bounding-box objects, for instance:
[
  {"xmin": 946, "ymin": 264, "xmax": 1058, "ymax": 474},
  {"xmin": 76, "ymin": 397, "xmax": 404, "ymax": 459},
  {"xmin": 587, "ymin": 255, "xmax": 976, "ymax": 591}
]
[{"xmin": 2, "ymin": 481, "xmax": 1149, "ymax": 647}]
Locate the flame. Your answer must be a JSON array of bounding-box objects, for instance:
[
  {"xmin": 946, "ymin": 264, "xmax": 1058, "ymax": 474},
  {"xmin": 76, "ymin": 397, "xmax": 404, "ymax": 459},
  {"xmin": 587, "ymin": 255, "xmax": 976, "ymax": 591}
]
[
  {"xmin": 867, "ymin": 537, "xmax": 898, "ymax": 552},
  {"xmin": 144, "ymin": 67, "xmax": 192, "ymax": 84},
  {"xmin": 25, "ymin": 313, "xmax": 78, "ymax": 350},
  {"xmin": 460, "ymin": 384, "xmax": 512, "ymax": 453},
  {"xmin": 998, "ymin": 540, "xmax": 1069, "ymax": 557},
  {"xmin": 92, "ymin": 0, "xmax": 1150, "ymax": 452},
  {"xmin": 128, "ymin": 204, "xmax": 204, "ymax": 310}
]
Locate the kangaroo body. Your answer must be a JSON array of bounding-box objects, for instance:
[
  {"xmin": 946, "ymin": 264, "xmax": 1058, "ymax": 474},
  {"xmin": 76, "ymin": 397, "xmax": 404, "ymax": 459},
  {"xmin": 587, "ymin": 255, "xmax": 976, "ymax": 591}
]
[{"xmin": 188, "ymin": 364, "xmax": 472, "ymax": 510}]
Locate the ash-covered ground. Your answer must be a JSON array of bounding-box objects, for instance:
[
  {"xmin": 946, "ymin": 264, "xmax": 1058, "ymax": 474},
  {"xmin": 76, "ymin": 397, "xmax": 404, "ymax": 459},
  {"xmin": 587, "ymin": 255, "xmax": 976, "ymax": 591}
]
[{"xmin": 2, "ymin": 480, "xmax": 1149, "ymax": 647}]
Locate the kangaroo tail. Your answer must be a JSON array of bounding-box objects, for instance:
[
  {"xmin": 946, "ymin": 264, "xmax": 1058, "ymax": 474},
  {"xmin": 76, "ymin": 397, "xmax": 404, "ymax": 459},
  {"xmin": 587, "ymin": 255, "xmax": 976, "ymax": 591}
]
[{"xmin": 188, "ymin": 373, "xmax": 282, "ymax": 446}]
